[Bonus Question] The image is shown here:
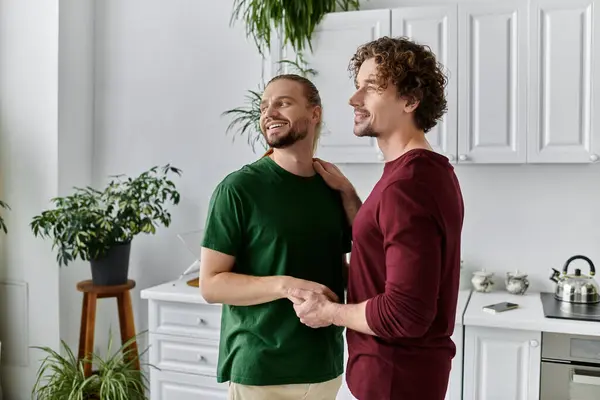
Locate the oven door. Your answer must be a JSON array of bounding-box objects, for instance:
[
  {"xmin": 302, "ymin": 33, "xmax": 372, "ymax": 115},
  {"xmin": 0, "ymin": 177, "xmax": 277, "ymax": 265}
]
[{"xmin": 541, "ymin": 361, "xmax": 600, "ymax": 400}]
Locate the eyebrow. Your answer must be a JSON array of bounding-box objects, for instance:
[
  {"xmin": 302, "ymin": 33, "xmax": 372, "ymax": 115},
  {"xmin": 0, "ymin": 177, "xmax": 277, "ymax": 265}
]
[
  {"xmin": 260, "ymin": 96, "xmax": 295, "ymax": 107},
  {"xmin": 355, "ymin": 78, "xmax": 378, "ymax": 88}
]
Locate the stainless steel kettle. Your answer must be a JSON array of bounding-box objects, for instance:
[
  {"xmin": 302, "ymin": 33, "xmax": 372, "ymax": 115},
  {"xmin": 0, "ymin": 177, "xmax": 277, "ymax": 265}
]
[{"xmin": 550, "ymin": 255, "xmax": 600, "ymax": 304}]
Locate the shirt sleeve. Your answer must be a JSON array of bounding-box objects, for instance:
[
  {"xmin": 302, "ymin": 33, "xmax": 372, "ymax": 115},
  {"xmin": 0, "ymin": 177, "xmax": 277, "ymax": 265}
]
[
  {"xmin": 200, "ymin": 182, "xmax": 245, "ymax": 256},
  {"xmin": 365, "ymin": 179, "xmax": 442, "ymax": 340}
]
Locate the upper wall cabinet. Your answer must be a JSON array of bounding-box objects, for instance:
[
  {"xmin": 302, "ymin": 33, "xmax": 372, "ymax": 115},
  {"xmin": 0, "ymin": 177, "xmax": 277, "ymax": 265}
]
[
  {"xmin": 458, "ymin": 1, "xmax": 528, "ymax": 164},
  {"xmin": 267, "ymin": 0, "xmax": 600, "ymax": 165},
  {"xmin": 527, "ymin": 0, "xmax": 600, "ymax": 163},
  {"xmin": 392, "ymin": 6, "xmax": 458, "ymax": 162}
]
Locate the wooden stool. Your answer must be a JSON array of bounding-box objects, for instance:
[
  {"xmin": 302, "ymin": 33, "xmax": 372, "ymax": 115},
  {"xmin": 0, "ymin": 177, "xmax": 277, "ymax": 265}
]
[{"xmin": 76, "ymin": 279, "xmax": 139, "ymax": 377}]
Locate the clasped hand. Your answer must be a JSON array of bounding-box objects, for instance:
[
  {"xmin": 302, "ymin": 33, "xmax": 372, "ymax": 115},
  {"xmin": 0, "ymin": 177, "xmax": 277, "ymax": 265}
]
[{"xmin": 287, "ymin": 288, "xmax": 339, "ymax": 329}]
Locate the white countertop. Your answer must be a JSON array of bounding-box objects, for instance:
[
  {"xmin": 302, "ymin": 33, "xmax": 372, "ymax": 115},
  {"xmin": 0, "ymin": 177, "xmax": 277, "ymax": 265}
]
[
  {"xmin": 140, "ymin": 277, "xmax": 213, "ymax": 305},
  {"xmin": 464, "ymin": 290, "xmax": 600, "ymax": 336}
]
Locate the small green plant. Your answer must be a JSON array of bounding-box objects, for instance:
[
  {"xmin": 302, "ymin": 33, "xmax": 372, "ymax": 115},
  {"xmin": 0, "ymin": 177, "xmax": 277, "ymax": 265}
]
[
  {"xmin": 30, "ymin": 164, "xmax": 181, "ymax": 267},
  {"xmin": 32, "ymin": 331, "xmax": 153, "ymax": 400},
  {"xmin": 222, "ymin": 59, "xmax": 317, "ymax": 153},
  {"xmin": 230, "ymin": 0, "xmax": 361, "ymax": 57},
  {"xmin": 0, "ymin": 199, "xmax": 9, "ymax": 233}
]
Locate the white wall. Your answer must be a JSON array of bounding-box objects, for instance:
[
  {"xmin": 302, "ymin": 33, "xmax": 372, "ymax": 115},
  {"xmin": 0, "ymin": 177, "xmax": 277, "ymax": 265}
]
[
  {"xmin": 0, "ymin": 1, "xmax": 61, "ymax": 398},
  {"xmin": 58, "ymin": 0, "xmax": 96, "ymax": 360}
]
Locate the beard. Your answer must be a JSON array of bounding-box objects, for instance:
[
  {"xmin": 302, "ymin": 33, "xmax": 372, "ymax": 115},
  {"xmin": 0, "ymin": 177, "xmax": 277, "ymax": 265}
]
[
  {"xmin": 354, "ymin": 121, "xmax": 379, "ymax": 138},
  {"xmin": 264, "ymin": 117, "xmax": 310, "ymax": 148}
]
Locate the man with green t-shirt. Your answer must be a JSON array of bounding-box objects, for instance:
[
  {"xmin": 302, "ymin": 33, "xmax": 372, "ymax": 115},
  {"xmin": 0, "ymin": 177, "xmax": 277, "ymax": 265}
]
[{"xmin": 199, "ymin": 74, "xmax": 351, "ymax": 400}]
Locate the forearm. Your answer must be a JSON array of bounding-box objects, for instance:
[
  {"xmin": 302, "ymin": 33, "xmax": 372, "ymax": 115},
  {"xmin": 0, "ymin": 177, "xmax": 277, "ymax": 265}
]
[
  {"xmin": 331, "ymin": 301, "xmax": 376, "ymax": 336},
  {"xmin": 341, "ymin": 189, "xmax": 362, "ymax": 226},
  {"xmin": 201, "ymin": 272, "xmax": 285, "ymax": 306}
]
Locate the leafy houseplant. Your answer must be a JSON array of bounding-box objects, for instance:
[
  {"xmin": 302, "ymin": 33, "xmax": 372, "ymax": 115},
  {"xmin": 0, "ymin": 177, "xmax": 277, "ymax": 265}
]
[
  {"xmin": 230, "ymin": 0, "xmax": 361, "ymax": 57},
  {"xmin": 0, "ymin": 199, "xmax": 9, "ymax": 233},
  {"xmin": 222, "ymin": 59, "xmax": 317, "ymax": 153},
  {"xmin": 32, "ymin": 331, "xmax": 153, "ymax": 400},
  {"xmin": 30, "ymin": 164, "xmax": 182, "ymax": 285}
]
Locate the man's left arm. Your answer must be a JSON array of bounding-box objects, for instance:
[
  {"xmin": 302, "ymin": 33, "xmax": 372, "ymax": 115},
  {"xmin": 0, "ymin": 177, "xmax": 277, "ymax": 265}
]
[{"xmin": 293, "ymin": 180, "xmax": 442, "ymax": 339}]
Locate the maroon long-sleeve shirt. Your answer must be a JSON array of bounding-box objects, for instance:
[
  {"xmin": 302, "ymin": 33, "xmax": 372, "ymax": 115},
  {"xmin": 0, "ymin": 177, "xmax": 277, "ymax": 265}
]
[{"xmin": 346, "ymin": 148, "xmax": 464, "ymax": 400}]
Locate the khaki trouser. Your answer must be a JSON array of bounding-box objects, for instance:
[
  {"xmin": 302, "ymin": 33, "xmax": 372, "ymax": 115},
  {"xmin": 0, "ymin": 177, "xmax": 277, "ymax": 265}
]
[{"xmin": 228, "ymin": 375, "xmax": 342, "ymax": 400}]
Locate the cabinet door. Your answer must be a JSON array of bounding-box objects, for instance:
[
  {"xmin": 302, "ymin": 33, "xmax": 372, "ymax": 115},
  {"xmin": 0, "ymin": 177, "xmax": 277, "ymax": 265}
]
[
  {"xmin": 445, "ymin": 325, "xmax": 464, "ymax": 400},
  {"xmin": 275, "ymin": 10, "xmax": 391, "ymax": 163},
  {"xmin": 527, "ymin": 0, "xmax": 600, "ymax": 163},
  {"xmin": 150, "ymin": 369, "xmax": 228, "ymax": 400},
  {"xmin": 391, "ymin": 6, "xmax": 458, "ymax": 163},
  {"xmin": 458, "ymin": 1, "xmax": 528, "ymax": 164},
  {"xmin": 463, "ymin": 326, "xmax": 541, "ymax": 400}
]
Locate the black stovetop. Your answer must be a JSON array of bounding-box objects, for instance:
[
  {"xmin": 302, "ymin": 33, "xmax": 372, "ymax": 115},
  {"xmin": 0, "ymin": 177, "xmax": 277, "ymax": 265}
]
[{"xmin": 540, "ymin": 292, "xmax": 600, "ymax": 322}]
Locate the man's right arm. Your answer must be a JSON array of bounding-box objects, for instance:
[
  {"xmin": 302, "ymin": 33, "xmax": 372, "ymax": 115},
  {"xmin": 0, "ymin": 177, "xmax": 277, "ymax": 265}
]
[{"xmin": 200, "ymin": 248, "xmax": 338, "ymax": 306}]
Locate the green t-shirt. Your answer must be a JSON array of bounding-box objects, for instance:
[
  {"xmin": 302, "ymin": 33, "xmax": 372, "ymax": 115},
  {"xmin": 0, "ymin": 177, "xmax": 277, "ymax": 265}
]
[{"xmin": 201, "ymin": 156, "xmax": 351, "ymax": 386}]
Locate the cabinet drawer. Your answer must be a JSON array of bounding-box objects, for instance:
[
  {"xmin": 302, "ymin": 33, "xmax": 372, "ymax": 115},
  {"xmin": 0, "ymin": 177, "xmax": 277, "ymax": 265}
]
[
  {"xmin": 150, "ymin": 369, "xmax": 227, "ymax": 400},
  {"xmin": 149, "ymin": 300, "xmax": 221, "ymax": 340},
  {"xmin": 150, "ymin": 333, "xmax": 219, "ymax": 377}
]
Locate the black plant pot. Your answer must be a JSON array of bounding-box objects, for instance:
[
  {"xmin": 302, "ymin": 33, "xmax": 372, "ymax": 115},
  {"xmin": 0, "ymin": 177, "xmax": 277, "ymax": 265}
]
[{"xmin": 90, "ymin": 242, "xmax": 131, "ymax": 286}]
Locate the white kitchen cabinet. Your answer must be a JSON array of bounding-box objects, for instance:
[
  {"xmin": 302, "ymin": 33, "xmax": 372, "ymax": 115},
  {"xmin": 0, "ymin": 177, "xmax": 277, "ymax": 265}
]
[
  {"xmin": 143, "ymin": 286, "xmax": 228, "ymax": 400},
  {"xmin": 457, "ymin": 1, "xmax": 528, "ymax": 164},
  {"xmin": 527, "ymin": 0, "xmax": 600, "ymax": 163},
  {"xmin": 446, "ymin": 326, "xmax": 464, "ymax": 400},
  {"xmin": 391, "ymin": 6, "xmax": 458, "ymax": 163},
  {"xmin": 267, "ymin": 0, "xmax": 600, "ymax": 165},
  {"xmin": 463, "ymin": 326, "xmax": 541, "ymax": 400},
  {"xmin": 150, "ymin": 370, "xmax": 228, "ymax": 399}
]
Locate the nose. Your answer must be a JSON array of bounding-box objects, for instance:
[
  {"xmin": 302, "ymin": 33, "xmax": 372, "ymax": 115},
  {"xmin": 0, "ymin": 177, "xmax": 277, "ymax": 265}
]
[
  {"xmin": 264, "ymin": 104, "xmax": 279, "ymax": 119},
  {"xmin": 349, "ymin": 89, "xmax": 363, "ymax": 108}
]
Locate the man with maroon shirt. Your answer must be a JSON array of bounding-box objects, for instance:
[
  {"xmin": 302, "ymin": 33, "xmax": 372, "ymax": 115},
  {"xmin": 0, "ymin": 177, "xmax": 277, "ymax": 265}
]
[{"xmin": 287, "ymin": 37, "xmax": 464, "ymax": 400}]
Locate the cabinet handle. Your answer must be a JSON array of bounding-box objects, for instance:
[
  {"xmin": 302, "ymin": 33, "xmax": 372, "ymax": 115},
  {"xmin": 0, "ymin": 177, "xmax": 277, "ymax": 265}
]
[
  {"xmin": 197, "ymin": 354, "xmax": 207, "ymax": 362},
  {"xmin": 196, "ymin": 317, "xmax": 206, "ymax": 325},
  {"xmin": 573, "ymin": 370, "xmax": 600, "ymax": 386},
  {"xmin": 529, "ymin": 340, "xmax": 539, "ymax": 348},
  {"xmin": 590, "ymin": 154, "xmax": 599, "ymax": 162},
  {"xmin": 447, "ymin": 154, "xmax": 455, "ymax": 161},
  {"xmin": 458, "ymin": 154, "xmax": 467, "ymax": 161},
  {"xmin": 377, "ymin": 152, "xmax": 385, "ymax": 161}
]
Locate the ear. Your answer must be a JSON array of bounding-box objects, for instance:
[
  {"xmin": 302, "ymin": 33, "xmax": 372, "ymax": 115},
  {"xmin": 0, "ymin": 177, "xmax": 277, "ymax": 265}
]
[
  {"xmin": 312, "ymin": 106, "xmax": 322, "ymax": 124},
  {"xmin": 403, "ymin": 97, "xmax": 420, "ymax": 113}
]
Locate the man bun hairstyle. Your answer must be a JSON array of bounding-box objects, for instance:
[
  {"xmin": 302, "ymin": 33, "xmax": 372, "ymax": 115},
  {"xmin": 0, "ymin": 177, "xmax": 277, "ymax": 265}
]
[{"xmin": 349, "ymin": 36, "xmax": 448, "ymax": 133}]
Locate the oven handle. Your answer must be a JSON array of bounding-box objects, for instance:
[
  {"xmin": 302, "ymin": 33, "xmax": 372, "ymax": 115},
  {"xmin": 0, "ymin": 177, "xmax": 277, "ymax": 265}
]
[{"xmin": 573, "ymin": 369, "xmax": 600, "ymax": 386}]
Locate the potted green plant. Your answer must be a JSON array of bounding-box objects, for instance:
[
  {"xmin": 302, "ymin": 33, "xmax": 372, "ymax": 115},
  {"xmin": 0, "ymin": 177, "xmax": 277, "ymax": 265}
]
[
  {"xmin": 230, "ymin": 0, "xmax": 361, "ymax": 56},
  {"xmin": 222, "ymin": 59, "xmax": 317, "ymax": 153},
  {"xmin": 31, "ymin": 331, "xmax": 153, "ymax": 400},
  {"xmin": 30, "ymin": 164, "xmax": 182, "ymax": 286},
  {"xmin": 0, "ymin": 199, "xmax": 9, "ymax": 233}
]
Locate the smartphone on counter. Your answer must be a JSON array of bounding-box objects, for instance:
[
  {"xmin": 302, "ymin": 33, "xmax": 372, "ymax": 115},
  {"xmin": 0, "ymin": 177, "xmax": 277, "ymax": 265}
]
[{"xmin": 482, "ymin": 302, "xmax": 519, "ymax": 314}]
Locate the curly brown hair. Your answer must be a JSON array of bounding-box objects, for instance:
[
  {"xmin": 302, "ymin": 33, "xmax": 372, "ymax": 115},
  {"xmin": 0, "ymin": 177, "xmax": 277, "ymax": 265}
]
[{"xmin": 348, "ymin": 36, "xmax": 448, "ymax": 133}]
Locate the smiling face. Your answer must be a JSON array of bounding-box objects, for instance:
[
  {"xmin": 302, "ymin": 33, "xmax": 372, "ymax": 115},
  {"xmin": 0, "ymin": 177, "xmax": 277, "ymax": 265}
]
[
  {"xmin": 349, "ymin": 58, "xmax": 417, "ymax": 138},
  {"xmin": 259, "ymin": 78, "xmax": 321, "ymax": 150},
  {"xmin": 348, "ymin": 37, "xmax": 449, "ymax": 138}
]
